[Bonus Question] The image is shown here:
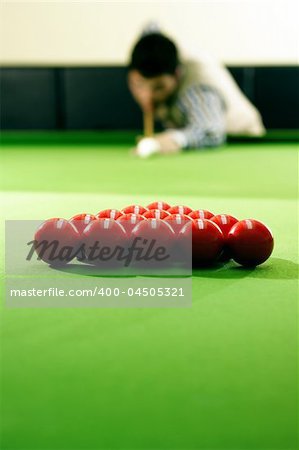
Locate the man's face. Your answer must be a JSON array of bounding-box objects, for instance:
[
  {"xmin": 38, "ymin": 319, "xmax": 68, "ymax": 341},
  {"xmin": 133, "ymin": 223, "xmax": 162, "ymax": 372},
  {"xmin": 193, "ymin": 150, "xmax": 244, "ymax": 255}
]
[{"xmin": 128, "ymin": 70, "xmax": 179, "ymax": 111}]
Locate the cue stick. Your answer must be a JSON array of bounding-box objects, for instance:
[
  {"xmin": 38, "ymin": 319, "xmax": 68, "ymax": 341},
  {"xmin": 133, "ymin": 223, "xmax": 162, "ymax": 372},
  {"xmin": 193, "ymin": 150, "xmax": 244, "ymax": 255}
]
[{"xmin": 143, "ymin": 109, "xmax": 154, "ymax": 137}]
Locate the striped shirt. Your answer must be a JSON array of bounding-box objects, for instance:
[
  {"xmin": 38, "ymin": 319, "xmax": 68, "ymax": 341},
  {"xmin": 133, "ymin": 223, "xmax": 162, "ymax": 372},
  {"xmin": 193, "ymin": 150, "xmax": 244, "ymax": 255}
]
[
  {"xmin": 176, "ymin": 84, "xmax": 226, "ymax": 149},
  {"xmin": 155, "ymin": 80, "xmax": 226, "ymax": 150}
]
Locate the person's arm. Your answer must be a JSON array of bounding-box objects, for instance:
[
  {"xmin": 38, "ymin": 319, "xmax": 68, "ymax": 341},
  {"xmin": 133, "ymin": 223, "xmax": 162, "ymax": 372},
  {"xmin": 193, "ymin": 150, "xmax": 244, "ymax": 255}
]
[
  {"xmin": 172, "ymin": 84, "xmax": 226, "ymax": 149},
  {"xmin": 135, "ymin": 85, "xmax": 226, "ymax": 157}
]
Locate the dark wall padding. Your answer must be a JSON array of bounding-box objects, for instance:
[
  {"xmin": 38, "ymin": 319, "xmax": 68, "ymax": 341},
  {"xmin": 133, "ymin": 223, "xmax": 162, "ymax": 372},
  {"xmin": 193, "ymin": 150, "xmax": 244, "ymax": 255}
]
[
  {"xmin": 254, "ymin": 67, "xmax": 299, "ymax": 129},
  {"xmin": 1, "ymin": 66, "xmax": 298, "ymax": 130},
  {"xmin": 0, "ymin": 69, "xmax": 58, "ymax": 129},
  {"xmin": 63, "ymin": 68, "xmax": 142, "ymax": 130}
]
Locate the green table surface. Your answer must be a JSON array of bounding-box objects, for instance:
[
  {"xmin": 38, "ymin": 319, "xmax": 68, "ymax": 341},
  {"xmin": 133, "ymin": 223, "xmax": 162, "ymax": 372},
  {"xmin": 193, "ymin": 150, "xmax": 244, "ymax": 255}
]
[{"xmin": 0, "ymin": 132, "xmax": 298, "ymax": 450}]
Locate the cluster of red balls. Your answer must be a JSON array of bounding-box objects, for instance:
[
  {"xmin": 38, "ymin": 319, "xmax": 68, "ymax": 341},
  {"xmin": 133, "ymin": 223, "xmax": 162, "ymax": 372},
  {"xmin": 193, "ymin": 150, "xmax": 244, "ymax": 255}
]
[{"xmin": 34, "ymin": 201, "xmax": 274, "ymax": 267}]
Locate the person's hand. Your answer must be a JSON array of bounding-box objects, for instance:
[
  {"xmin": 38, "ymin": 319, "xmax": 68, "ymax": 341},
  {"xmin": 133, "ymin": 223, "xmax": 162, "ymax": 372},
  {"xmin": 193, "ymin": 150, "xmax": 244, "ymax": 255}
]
[
  {"xmin": 131, "ymin": 132, "xmax": 182, "ymax": 158},
  {"xmin": 128, "ymin": 72, "xmax": 153, "ymax": 112},
  {"xmin": 155, "ymin": 132, "xmax": 181, "ymax": 154}
]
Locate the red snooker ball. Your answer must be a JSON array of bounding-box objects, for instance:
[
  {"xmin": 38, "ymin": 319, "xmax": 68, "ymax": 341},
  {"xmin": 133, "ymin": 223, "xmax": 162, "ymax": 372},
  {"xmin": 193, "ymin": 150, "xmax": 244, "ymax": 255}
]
[
  {"xmin": 122, "ymin": 204, "xmax": 148, "ymax": 215},
  {"xmin": 227, "ymin": 219, "xmax": 274, "ymax": 267},
  {"xmin": 132, "ymin": 218, "xmax": 174, "ymax": 242},
  {"xmin": 131, "ymin": 219, "xmax": 175, "ymax": 268},
  {"xmin": 82, "ymin": 218, "xmax": 126, "ymax": 264},
  {"xmin": 210, "ymin": 214, "xmax": 239, "ymax": 237},
  {"xmin": 69, "ymin": 213, "xmax": 97, "ymax": 235},
  {"xmin": 164, "ymin": 213, "xmax": 192, "ymax": 234},
  {"xmin": 117, "ymin": 213, "xmax": 146, "ymax": 234},
  {"xmin": 143, "ymin": 209, "xmax": 170, "ymax": 220},
  {"xmin": 34, "ymin": 218, "xmax": 80, "ymax": 265},
  {"xmin": 189, "ymin": 209, "xmax": 214, "ymax": 220},
  {"xmin": 180, "ymin": 219, "xmax": 224, "ymax": 266},
  {"xmin": 131, "ymin": 219, "xmax": 175, "ymax": 251},
  {"xmin": 146, "ymin": 201, "xmax": 171, "ymax": 211},
  {"xmin": 168, "ymin": 205, "xmax": 193, "ymax": 215},
  {"xmin": 96, "ymin": 209, "xmax": 124, "ymax": 220},
  {"xmin": 210, "ymin": 214, "xmax": 239, "ymax": 261}
]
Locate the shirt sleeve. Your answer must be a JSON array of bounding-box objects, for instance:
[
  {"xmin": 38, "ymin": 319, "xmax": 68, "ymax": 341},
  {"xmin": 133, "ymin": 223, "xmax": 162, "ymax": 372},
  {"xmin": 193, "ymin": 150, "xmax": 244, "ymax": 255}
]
[{"xmin": 173, "ymin": 84, "xmax": 226, "ymax": 149}]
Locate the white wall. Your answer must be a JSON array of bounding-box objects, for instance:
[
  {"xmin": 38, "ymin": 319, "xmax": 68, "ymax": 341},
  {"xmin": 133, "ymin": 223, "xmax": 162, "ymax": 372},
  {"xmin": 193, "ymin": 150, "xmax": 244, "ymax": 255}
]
[{"xmin": 0, "ymin": 0, "xmax": 298, "ymax": 66}]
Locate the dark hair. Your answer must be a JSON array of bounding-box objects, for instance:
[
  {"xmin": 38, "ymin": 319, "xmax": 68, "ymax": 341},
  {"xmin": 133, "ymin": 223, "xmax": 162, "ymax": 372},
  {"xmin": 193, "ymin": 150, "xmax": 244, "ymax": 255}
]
[{"xmin": 129, "ymin": 33, "xmax": 179, "ymax": 78}]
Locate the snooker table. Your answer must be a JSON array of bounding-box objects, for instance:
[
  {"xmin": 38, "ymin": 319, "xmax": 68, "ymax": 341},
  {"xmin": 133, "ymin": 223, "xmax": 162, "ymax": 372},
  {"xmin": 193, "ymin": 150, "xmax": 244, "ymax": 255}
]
[{"xmin": 0, "ymin": 131, "xmax": 298, "ymax": 450}]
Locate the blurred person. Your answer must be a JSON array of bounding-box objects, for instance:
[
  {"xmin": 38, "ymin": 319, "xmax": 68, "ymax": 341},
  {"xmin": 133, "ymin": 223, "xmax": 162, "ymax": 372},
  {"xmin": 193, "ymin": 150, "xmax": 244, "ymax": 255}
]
[{"xmin": 128, "ymin": 29, "xmax": 265, "ymax": 157}]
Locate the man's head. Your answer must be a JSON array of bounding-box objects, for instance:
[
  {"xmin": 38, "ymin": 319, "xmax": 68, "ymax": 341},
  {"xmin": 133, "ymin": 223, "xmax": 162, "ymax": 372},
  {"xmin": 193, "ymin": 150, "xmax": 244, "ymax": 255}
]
[{"xmin": 128, "ymin": 33, "xmax": 180, "ymax": 110}]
